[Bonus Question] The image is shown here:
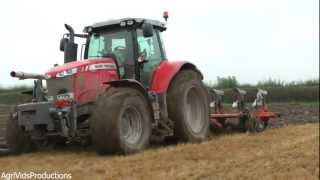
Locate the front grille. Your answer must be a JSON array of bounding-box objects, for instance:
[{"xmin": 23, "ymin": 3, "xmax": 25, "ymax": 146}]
[{"xmin": 47, "ymin": 76, "xmax": 74, "ymax": 97}]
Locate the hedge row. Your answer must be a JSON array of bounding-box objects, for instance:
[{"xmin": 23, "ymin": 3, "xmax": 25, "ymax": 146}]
[
  {"xmin": 210, "ymin": 86, "xmax": 319, "ymax": 103},
  {"xmin": 0, "ymin": 92, "xmax": 31, "ymax": 105},
  {"xmin": 0, "ymin": 86, "xmax": 319, "ymax": 105}
]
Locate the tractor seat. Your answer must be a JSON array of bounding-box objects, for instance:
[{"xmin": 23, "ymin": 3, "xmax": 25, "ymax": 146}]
[
  {"xmin": 212, "ymin": 89, "xmax": 224, "ymax": 96},
  {"xmin": 234, "ymin": 88, "xmax": 247, "ymax": 96}
]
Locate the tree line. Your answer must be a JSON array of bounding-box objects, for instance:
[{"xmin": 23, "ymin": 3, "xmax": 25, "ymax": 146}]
[{"xmin": 206, "ymin": 76, "xmax": 319, "ymax": 89}]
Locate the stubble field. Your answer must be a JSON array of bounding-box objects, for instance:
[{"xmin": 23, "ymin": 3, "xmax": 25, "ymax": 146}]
[{"xmin": 0, "ymin": 102, "xmax": 318, "ymax": 180}]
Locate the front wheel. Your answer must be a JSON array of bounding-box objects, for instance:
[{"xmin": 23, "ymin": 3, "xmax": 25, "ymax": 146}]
[{"xmin": 91, "ymin": 87, "xmax": 152, "ymax": 155}]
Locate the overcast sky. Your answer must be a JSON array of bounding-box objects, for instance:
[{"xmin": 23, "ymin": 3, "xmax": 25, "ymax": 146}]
[{"xmin": 0, "ymin": 0, "xmax": 319, "ymax": 87}]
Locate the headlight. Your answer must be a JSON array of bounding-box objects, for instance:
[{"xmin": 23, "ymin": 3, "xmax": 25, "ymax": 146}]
[
  {"xmin": 56, "ymin": 68, "xmax": 77, "ymax": 78},
  {"xmin": 45, "ymin": 74, "xmax": 52, "ymax": 79},
  {"xmin": 47, "ymin": 96, "xmax": 54, "ymax": 101},
  {"xmin": 56, "ymin": 92, "xmax": 74, "ymax": 100}
]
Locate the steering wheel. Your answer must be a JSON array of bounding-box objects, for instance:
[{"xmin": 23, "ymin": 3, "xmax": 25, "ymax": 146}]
[{"xmin": 114, "ymin": 46, "xmax": 126, "ymax": 51}]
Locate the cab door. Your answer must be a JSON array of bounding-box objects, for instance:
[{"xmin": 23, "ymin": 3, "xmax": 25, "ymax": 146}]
[{"xmin": 136, "ymin": 29, "xmax": 163, "ymax": 88}]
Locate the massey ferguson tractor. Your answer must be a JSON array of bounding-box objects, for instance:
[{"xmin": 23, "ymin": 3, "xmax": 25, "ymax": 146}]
[{"xmin": 7, "ymin": 16, "xmax": 210, "ymax": 155}]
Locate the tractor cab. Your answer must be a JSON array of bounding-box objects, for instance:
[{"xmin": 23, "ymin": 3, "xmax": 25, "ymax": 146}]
[{"xmin": 60, "ymin": 18, "xmax": 167, "ymax": 87}]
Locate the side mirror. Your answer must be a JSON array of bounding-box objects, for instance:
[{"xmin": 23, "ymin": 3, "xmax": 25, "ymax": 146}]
[
  {"xmin": 142, "ymin": 23, "xmax": 153, "ymax": 37},
  {"xmin": 62, "ymin": 24, "xmax": 78, "ymax": 63},
  {"xmin": 64, "ymin": 41, "xmax": 78, "ymax": 63},
  {"xmin": 60, "ymin": 38, "xmax": 69, "ymax": 51}
]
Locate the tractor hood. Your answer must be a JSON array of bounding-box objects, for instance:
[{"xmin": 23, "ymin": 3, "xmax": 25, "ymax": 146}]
[{"xmin": 46, "ymin": 58, "xmax": 117, "ymax": 78}]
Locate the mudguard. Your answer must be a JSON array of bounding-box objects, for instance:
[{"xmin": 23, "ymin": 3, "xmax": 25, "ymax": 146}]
[
  {"xmin": 151, "ymin": 60, "xmax": 203, "ymax": 93},
  {"xmin": 104, "ymin": 79, "xmax": 148, "ymax": 98}
]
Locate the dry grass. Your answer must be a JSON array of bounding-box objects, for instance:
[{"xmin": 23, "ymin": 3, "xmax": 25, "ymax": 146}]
[{"xmin": 0, "ymin": 123, "xmax": 318, "ymax": 180}]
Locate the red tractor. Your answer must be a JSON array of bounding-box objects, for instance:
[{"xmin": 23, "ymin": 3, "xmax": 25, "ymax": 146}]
[{"xmin": 8, "ymin": 17, "xmax": 210, "ymax": 155}]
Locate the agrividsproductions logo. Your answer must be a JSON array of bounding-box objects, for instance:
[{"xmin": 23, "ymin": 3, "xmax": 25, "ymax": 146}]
[{"xmin": 1, "ymin": 171, "xmax": 72, "ymax": 180}]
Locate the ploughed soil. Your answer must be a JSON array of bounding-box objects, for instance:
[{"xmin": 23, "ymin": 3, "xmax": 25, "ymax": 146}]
[
  {"xmin": 0, "ymin": 103, "xmax": 318, "ymax": 180},
  {"xmin": 216, "ymin": 102, "xmax": 319, "ymax": 129},
  {"xmin": 267, "ymin": 102, "xmax": 319, "ymax": 127}
]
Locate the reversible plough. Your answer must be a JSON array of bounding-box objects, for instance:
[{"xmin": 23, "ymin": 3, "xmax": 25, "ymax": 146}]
[{"xmin": 209, "ymin": 88, "xmax": 279, "ymax": 133}]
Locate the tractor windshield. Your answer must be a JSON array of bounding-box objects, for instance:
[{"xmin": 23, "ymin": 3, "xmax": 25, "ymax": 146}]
[{"xmin": 87, "ymin": 30, "xmax": 133, "ymax": 67}]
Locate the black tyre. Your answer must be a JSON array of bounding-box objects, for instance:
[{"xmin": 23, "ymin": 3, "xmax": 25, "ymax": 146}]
[
  {"xmin": 6, "ymin": 111, "xmax": 33, "ymax": 154},
  {"xmin": 52, "ymin": 137, "xmax": 68, "ymax": 149},
  {"xmin": 91, "ymin": 87, "xmax": 152, "ymax": 155},
  {"xmin": 248, "ymin": 117, "xmax": 268, "ymax": 133},
  {"xmin": 255, "ymin": 119, "xmax": 268, "ymax": 132},
  {"xmin": 167, "ymin": 70, "xmax": 210, "ymax": 142}
]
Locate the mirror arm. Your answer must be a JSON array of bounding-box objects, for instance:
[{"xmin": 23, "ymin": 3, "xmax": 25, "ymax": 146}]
[{"xmin": 74, "ymin": 34, "xmax": 88, "ymax": 38}]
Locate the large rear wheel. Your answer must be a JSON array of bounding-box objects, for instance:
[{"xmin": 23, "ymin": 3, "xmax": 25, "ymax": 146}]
[
  {"xmin": 91, "ymin": 87, "xmax": 152, "ymax": 155},
  {"xmin": 167, "ymin": 70, "xmax": 210, "ymax": 142}
]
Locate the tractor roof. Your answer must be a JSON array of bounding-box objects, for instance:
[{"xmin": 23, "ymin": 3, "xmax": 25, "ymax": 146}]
[{"xmin": 85, "ymin": 18, "xmax": 166, "ymax": 32}]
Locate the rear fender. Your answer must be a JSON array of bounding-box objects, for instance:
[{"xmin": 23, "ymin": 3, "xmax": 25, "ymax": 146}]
[{"xmin": 151, "ymin": 60, "xmax": 203, "ymax": 93}]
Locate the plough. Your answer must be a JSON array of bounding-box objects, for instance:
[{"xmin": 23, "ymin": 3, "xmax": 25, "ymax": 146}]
[{"xmin": 209, "ymin": 88, "xmax": 279, "ymax": 133}]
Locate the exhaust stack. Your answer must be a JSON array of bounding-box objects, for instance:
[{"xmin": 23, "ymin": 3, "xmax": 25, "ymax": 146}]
[{"xmin": 10, "ymin": 71, "xmax": 46, "ymax": 80}]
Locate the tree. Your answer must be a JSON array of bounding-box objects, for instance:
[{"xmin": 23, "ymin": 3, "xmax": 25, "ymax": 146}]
[{"xmin": 215, "ymin": 76, "xmax": 239, "ymax": 89}]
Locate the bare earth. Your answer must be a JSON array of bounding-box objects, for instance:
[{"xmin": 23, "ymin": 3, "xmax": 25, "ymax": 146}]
[{"xmin": 0, "ymin": 123, "xmax": 318, "ymax": 180}]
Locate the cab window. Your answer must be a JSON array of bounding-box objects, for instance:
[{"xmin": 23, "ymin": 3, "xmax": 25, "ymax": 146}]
[
  {"xmin": 137, "ymin": 29, "xmax": 162, "ymax": 86},
  {"xmin": 87, "ymin": 30, "xmax": 133, "ymax": 77},
  {"xmin": 137, "ymin": 30, "xmax": 162, "ymax": 62}
]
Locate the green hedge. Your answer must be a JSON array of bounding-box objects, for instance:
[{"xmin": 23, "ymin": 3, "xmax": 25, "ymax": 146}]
[
  {"xmin": 0, "ymin": 85, "xmax": 319, "ymax": 105},
  {"xmin": 0, "ymin": 86, "xmax": 32, "ymax": 104},
  {"xmin": 213, "ymin": 86, "xmax": 319, "ymax": 103}
]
